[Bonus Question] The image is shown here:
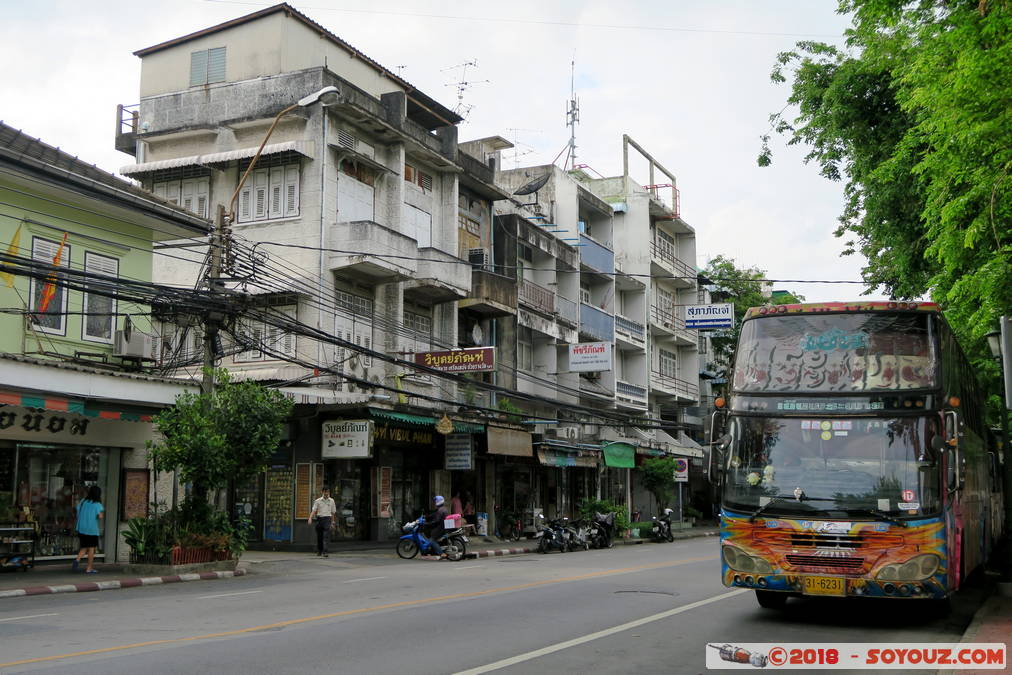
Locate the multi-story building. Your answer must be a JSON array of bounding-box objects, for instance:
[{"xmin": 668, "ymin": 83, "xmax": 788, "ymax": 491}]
[{"xmin": 0, "ymin": 123, "xmax": 207, "ymax": 562}]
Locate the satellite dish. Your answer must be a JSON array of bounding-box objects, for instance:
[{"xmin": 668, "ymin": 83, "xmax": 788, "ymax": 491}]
[
  {"xmin": 513, "ymin": 173, "xmax": 550, "ymax": 196},
  {"xmin": 471, "ymin": 324, "xmax": 483, "ymax": 346}
]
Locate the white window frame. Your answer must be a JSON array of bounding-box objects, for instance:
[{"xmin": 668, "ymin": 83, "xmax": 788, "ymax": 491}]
[
  {"xmin": 82, "ymin": 252, "xmax": 118, "ymax": 344},
  {"xmin": 658, "ymin": 348, "xmax": 677, "ymax": 379},
  {"xmin": 654, "ymin": 228, "xmax": 675, "ymax": 261},
  {"xmin": 237, "ymin": 164, "xmax": 300, "ymax": 223},
  {"xmin": 153, "ymin": 177, "xmax": 210, "ymax": 219},
  {"xmin": 518, "ymin": 326, "xmax": 534, "ymax": 373},
  {"xmin": 334, "ymin": 291, "xmax": 374, "ymax": 391},
  {"xmin": 29, "ymin": 236, "xmax": 70, "ymax": 336},
  {"xmin": 235, "ymin": 305, "xmax": 297, "ymax": 362}
]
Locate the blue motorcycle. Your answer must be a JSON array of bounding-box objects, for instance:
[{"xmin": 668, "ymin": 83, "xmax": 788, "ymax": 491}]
[{"xmin": 396, "ymin": 516, "xmax": 468, "ymax": 561}]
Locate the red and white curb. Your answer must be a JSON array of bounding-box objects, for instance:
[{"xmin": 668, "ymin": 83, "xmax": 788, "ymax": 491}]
[
  {"xmin": 0, "ymin": 569, "xmax": 247, "ymax": 599},
  {"xmin": 464, "ymin": 547, "xmax": 535, "ymax": 559}
]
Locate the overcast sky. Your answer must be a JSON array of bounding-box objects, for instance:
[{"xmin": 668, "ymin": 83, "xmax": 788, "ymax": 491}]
[{"xmin": 1, "ymin": 0, "xmax": 880, "ymax": 303}]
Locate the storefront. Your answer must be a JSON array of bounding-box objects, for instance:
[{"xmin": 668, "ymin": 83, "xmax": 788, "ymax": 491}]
[
  {"xmin": 486, "ymin": 426, "xmax": 536, "ymax": 535},
  {"xmin": 535, "ymin": 441, "xmax": 601, "ymax": 520}
]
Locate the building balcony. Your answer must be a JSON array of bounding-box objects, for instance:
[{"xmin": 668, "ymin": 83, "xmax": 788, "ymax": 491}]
[
  {"xmin": 115, "ymin": 103, "xmax": 138, "ymax": 156},
  {"xmin": 579, "ymin": 234, "xmax": 615, "ymax": 275},
  {"xmin": 615, "ymin": 314, "xmax": 646, "ymax": 349},
  {"xmin": 459, "ymin": 269, "xmax": 517, "ymax": 317},
  {"xmin": 328, "ymin": 220, "xmax": 416, "ymax": 284},
  {"xmin": 650, "ymin": 242, "xmax": 696, "ymax": 288},
  {"xmin": 649, "ymin": 304, "xmax": 696, "ymax": 345},
  {"xmin": 650, "ymin": 370, "xmax": 699, "ymax": 402},
  {"xmin": 555, "ymin": 295, "xmax": 579, "ymax": 327},
  {"xmin": 403, "ymin": 247, "xmax": 471, "ymax": 305},
  {"xmin": 616, "ymin": 380, "xmax": 648, "ymax": 410},
  {"xmin": 518, "ymin": 278, "xmax": 555, "ymax": 315},
  {"xmin": 580, "ymin": 302, "xmax": 615, "ymax": 342}
]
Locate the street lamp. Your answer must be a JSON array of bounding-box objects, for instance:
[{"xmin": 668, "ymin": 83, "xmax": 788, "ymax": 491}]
[
  {"xmin": 986, "ymin": 330, "xmax": 1002, "ymax": 361},
  {"xmin": 227, "ymin": 85, "xmax": 340, "ymax": 222}
]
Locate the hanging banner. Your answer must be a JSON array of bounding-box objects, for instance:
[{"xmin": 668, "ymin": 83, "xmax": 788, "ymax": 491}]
[
  {"xmin": 444, "ymin": 434, "xmax": 473, "ymax": 471},
  {"xmin": 322, "ymin": 419, "xmax": 372, "ymax": 458},
  {"xmin": 602, "ymin": 442, "xmax": 636, "ymax": 468},
  {"xmin": 568, "ymin": 342, "xmax": 613, "ymax": 372}
]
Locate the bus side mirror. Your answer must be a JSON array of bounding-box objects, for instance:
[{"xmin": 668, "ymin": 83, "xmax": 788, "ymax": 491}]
[
  {"xmin": 919, "ymin": 435, "xmax": 944, "ymax": 469},
  {"xmin": 708, "ymin": 432, "xmax": 730, "ymax": 486}
]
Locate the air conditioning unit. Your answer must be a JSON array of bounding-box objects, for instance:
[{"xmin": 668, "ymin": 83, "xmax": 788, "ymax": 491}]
[
  {"xmin": 114, "ymin": 330, "xmax": 152, "ymax": 359},
  {"xmin": 468, "ymin": 248, "xmax": 490, "ymax": 270},
  {"xmin": 559, "ymin": 425, "xmax": 579, "ymax": 440}
]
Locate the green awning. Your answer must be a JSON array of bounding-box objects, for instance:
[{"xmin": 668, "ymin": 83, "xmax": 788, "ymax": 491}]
[
  {"xmin": 367, "ymin": 408, "xmax": 484, "ymax": 434},
  {"xmin": 602, "ymin": 442, "xmax": 636, "ymax": 468}
]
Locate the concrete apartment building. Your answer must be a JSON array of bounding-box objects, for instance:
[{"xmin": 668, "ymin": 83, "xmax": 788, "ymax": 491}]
[{"xmin": 113, "ymin": 3, "xmax": 708, "ymax": 543}]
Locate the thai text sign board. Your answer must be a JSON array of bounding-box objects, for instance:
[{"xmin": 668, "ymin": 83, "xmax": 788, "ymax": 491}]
[
  {"xmin": 684, "ymin": 303, "xmax": 734, "ymax": 329},
  {"xmin": 414, "ymin": 347, "xmax": 495, "ymax": 373},
  {"xmin": 322, "ymin": 419, "xmax": 372, "ymax": 458},
  {"xmin": 444, "ymin": 434, "xmax": 473, "ymax": 471},
  {"xmin": 569, "ymin": 342, "xmax": 612, "ymax": 372}
]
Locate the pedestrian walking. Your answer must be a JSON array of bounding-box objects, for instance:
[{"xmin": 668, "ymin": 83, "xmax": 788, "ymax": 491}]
[
  {"xmin": 308, "ymin": 486, "xmax": 337, "ymax": 557},
  {"xmin": 72, "ymin": 486, "xmax": 104, "ymax": 574}
]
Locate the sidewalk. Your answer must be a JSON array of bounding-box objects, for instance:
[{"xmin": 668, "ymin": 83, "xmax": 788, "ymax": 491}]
[
  {"xmin": 0, "ymin": 527, "xmax": 720, "ymax": 600},
  {"xmin": 940, "ymin": 582, "xmax": 1012, "ymax": 675}
]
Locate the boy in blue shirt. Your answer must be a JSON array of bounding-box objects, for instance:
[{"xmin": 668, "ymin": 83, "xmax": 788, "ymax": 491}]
[{"xmin": 72, "ymin": 486, "xmax": 104, "ymax": 574}]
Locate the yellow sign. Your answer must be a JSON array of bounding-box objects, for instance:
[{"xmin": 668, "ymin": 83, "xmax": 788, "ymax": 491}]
[{"xmin": 435, "ymin": 414, "xmax": 454, "ymax": 435}]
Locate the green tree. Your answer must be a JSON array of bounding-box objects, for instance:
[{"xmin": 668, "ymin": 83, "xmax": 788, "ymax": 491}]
[
  {"xmin": 759, "ymin": 0, "xmax": 1012, "ymax": 419},
  {"xmin": 639, "ymin": 457, "xmax": 679, "ymax": 510},
  {"xmin": 148, "ymin": 369, "xmax": 294, "ymax": 511}
]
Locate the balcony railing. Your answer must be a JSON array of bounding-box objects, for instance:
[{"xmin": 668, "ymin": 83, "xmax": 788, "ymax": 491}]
[
  {"xmin": 555, "ymin": 295, "xmax": 578, "ymax": 326},
  {"xmin": 615, "ymin": 314, "xmax": 645, "ymax": 338},
  {"xmin": 650, "ymin": 242, "xmax": 696, "ymax": 281},
  {"xmin": 650, "ymin": 370, "xmax": 699, "ymax": 400},
  {"xmin": 616, "ymin": 380, "xmax": 648, "ymax": 400},
  {"xmin": 580, "ymin": 302, "xmax": 614, "ymax": 342},
  {"xmin": 650, "ymin": 304, "xmax": 696, "ymax": 342},
  {"xmin": 518, "ymin": 278, "xmax": 554, "ymax": 314},
  {"xmin": 579, "ymin": 234, "xmax": 615, "ymax": 274}
]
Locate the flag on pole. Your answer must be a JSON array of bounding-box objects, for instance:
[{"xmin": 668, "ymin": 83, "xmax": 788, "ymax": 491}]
[
  {"xmin": 0, "ymin": 223, "xmax": 23, "ymax": 288},
  {"xmin": 38, "ymin": 232, "xmax": 68, "ymax": 313}
]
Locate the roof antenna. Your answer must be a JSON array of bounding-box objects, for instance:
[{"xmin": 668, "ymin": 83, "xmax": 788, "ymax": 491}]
[
  {"xmin": 565, "ymin": 57, "xmax": 580, "ymax": 170},
  {"xmin": 442, "ymin": 59, "xmax": 489, "ymax": 121}
]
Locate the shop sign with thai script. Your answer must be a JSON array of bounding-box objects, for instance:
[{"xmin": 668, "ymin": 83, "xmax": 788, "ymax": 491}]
[
  {"xmin": 684, "ymin": 303, "xmax": 733, "ymax": 329},
  {"xmin": 568, "ymin": 342, "xmax": 612, "ymax": 372},
  {"xmin": 444, "ymin": 434, "xmax": 473, "ymax": 471},
  {"xmin": 414, "ymin": 347, "xmax": 496, "ymax": 373},
  {"xmin": 322, "ymin": 419, "xmax": 372, "ymax": 458},
  {"xmin": 0, "ymin": 410, "xmax": 90, "ymax": 436}
]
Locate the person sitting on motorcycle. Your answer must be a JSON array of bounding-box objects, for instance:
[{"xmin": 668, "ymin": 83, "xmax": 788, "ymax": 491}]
[{"xmin": 426, "ymin": 495, "xmax": 449, "ymax": 559}]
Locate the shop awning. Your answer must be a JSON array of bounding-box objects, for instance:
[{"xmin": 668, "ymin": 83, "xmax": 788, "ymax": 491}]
[
  {"xmin": 537, "ymin": 448, "xmax": 599, "ymax": 468},
  {"xmin": 487, "ymin": 426, "xmax": 532, "ymax": 457},
  {"xmin": 0, "ymin": 390, "xmax": 155, "ymax": 421},
  {"xmin": 367, "ymin": 408, "xmax": 484, "ymax": 434},
  {"xmin": 602, "ymin": 442, "xmax": 636, "ymax": 468},
  {"xmin": 120, "ymin": 140, "xmax": 315, "ymax": 175},
  {"xmin": 656, "ymin": 429, "xmax": 704, "ymax": 458}
]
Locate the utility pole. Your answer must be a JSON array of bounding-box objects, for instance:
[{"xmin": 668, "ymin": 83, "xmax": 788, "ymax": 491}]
[{"xmin": 202, "ymin": 204, "xmax": 226, "ymax": 396}]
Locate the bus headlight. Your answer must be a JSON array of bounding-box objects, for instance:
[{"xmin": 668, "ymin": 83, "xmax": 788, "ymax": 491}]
[
  {"xmin": 876, "ymin": 554, "xmax": 939, "ymax": 581},
  {"xmin": 723, "ymin": 544, "xmax": 773, "ymax": 574}
]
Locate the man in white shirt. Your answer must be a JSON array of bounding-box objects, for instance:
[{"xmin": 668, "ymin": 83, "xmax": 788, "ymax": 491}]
[{"xmin": 308, "ymin": 486, "xmax": 337, "ymax": 557}]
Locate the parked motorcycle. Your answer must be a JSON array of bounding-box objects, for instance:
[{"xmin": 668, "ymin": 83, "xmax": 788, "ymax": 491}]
[
  {"xmin": 651, "ymin": 508, "xmax": 675, "ymax": 543},
  {"xmin": 397, "ymin": 516, "xmax": 468, "ymax": 561},
  {"xmin": 589, "ymin": 511, "xmax": 616, "ymax": 549},
  {"xmin": 566, "ymin": 518, "xmax": 592, "ymax": 552},
  {"xmin": 535, "ymin": 514, "xmax": 569, "ymax": 554}
]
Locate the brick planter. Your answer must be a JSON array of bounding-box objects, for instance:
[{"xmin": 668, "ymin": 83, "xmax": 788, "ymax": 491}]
[{"xmin": 171, "ymin": 546, "xmax": 232, "ymax": 565}]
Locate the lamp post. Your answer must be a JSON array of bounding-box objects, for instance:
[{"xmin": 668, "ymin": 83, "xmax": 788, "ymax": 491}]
[
  {"xmin": 986, "ymin": 317, "xmax": 1012, "ymax": 580},
  {"xmin": 202, "ymin": 85, "xmax": 341, "ymax": 396}
]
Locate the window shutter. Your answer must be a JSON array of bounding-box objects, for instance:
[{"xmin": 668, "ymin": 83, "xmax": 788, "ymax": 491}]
[
  {"xmin": 420, "ymin": 172, "xmax": 433, "ymax": 192},
  {"xmin": 269, "ymin": 167, "xmax": 284, "ymax": 219},
  {"xmin": 238, "ymin": 180, "xmax": 253, "ymax": 222},
  {"xmin": 280, "ymin": 306, "xmax": 296, "ymax": 357},
  {"xmin": 189, "ymin": 50, "xmax": 209, "ymax": 86},
  {"xmin": 284, "ymin": 165, "xmax": 300, "ymax": 216},
  {"xmin": 253, "ymin": 169, "xmax": 268, "ymax": 220},
  {"xmin": 180, "ymin": 179, "xmax": 195, "ymax": 214},
  {"xmin": 163, "ymin": 180, "xmax": 180, "ymax": 206},
  {"xmin": 196, "ymin": 178, "xmax": 210, "ymax": 218},
  {"xmin": 206, "ymin": 47, "xmax": 227, "ymax": 84},
  {"xmin": 153, "ymin": 182, "xmax": 167, "ymax": 200},
  {"xmin": 337, "ymin": 129, "xmax": 357, "ymax": 150}
]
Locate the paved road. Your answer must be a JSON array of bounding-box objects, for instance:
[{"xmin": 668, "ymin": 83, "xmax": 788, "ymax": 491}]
[{"xmin": 0, "ymin": 539, "xmax": 987, "ymax": 674}]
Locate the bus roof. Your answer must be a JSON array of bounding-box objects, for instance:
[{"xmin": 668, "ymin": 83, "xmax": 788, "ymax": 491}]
[{"xmin": 743, "ymin": 301, "xmax": 940, "ymax": 320}]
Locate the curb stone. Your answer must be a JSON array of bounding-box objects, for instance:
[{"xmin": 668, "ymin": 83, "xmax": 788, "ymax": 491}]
[{"xmin": 0, "ymin": 568, "xmax": 247, "ymax": 599}]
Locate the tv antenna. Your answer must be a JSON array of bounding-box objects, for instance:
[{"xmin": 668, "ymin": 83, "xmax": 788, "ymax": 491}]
[
  {"xmin": 394, "ymin": 65, "xmax": 407, "ymax": 77},
  {"xmin": 505, "ymin": 127, "xmax": 542, "ymax": 168},
  {"xmin": 442, "ymin": 59, "xmax": 490, "ymax": 120},
  {"xmin": 551, "ymin": 59, "xmax": 580, "ymax": 170}
]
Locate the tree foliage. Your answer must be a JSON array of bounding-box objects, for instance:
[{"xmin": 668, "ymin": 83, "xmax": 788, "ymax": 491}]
[
  {"xmin": 760, "ymin": 0, "xmax": 1012, "ymax": 418},
  {"xmin": 640, "ymin": 457, "xmax": 680, "ymax": 510},
  {"xmin": 148, "ymin": 369, "xmax": 294, "ymax": 508}
]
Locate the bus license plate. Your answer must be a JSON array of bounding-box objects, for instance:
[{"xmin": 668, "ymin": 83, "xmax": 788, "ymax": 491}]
[{"xmin": 802, "ymin": 576, "xmax": 845, "ymax": 596}]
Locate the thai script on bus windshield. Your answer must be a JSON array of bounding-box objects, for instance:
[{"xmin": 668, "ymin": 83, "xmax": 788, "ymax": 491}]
[{"xmin": 733, "ymin": 314, "xmax": 938, "ymax": 393}]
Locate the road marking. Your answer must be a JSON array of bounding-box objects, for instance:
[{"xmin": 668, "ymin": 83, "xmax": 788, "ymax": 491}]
[
  {"xmin": 0, "ymin": 554, "xmax": 715, "ymax": 668},
  {"xmin": 341, "ymin": 577, "xmax": 387, "ymax": 584},
  {"xmin": 0, "ymin": 613, "xmax": 60, "ymax": 623},
  {"xmin": 197, "ymin": 590, "xmax": 262, "ymax": 600},
  {"xmin": 456, "ymin": 565, "xmax": 483, "ymax": 569},
  {"xmin": 453, "ymin": 589, "xmax": 749, "ymax": 675}
]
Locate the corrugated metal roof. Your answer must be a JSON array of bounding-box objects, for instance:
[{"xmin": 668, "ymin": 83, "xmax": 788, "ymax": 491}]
[{"xmin": 121, "ymin": 140, "xmax": 315, "ymax": 175}]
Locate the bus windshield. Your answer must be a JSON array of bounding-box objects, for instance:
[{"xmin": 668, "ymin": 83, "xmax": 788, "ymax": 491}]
[
  {"xmin": 733, "ymin": 313, "xmax": 937, "ymax": 393},
  {"xmin": 721, "ymin": 416, "xmax": 941, "ymax": 517}
]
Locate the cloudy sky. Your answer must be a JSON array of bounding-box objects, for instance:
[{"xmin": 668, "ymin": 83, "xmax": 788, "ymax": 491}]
[{"xmin": 1, "ymin": 0, "xmax": 879, "ymax": 302}]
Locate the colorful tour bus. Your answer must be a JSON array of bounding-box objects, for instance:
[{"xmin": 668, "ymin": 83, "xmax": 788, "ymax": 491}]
[{"xmin": 710, "ymin": 302, "xmax": 1004, "ymax": 609}]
